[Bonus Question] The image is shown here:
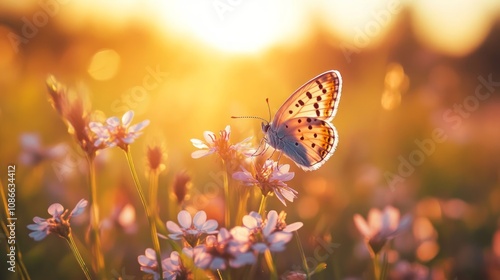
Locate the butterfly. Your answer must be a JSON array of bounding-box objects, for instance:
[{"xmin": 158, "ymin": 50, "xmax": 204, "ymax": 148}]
[{"xmin": 262, "ymin": 70, "xmax": 342, "ymax": 171}]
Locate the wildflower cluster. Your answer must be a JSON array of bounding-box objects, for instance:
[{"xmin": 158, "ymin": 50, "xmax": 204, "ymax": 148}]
[{"xmin": 139, "ymin": 209, "xmax": 303, "ymax": 278}]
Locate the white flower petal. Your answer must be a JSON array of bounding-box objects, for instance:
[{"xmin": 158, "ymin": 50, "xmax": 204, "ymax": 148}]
[
  {"xmin": 263, "ymin": 211, "xmax": 278, "ymax": 236},
  {"xmin": 193, "ymin": 211, "xmax": 207, "ymax": 229},
  {"xmin": 70, "ymin": 199, "xmax": 88, "ymax": 217},
  {"xmin": 284, "ymin": 222, "xmax": 303, "ymax": 232},
  {"xmin": 353, "ymin": 214, "xmax": 372, "ymax": 238},
  {"xmin": 129, "ymin": 120, "xmax": 150, "ymax": 133},
  {"xmin": 243, "ymin": 215, "xmax": 258, "ymax": 229},
  {"xmin": 203, "ymin": 131, "xmax": 216, "ymax": 145},
  {"xmin": 218, "ymin": 228, "xmax": 230, "ymax": 242},
  {"xmin": 122, "ymin": 110, "xmax": 134, "ymax": 126},
  {"xmin": 166, "ymin": 221, "xmax": 182, "ymax": 234},
  {"xmin": 29, "ymin": 230, "xmax": 48, "ymax": 241},
  {"xmin": 191, "ymin": 139, "xmax": 208, "ymax": 149},
  {"xmin": 48, "ymin": 203, "xmax": 64, "ymax": 217},
  {"xmin": 191, "ymin": 149, "xmax": 213, "ymax": 159},
  {"xmin": 210, "ymin": 257, "xmax": 226, "ymax": 270},
  {"xmin": 253, "ymin": 243, "xmax": 268, "ymax": 253},
  {"xmin": 107, "ymin": 116, "xmax": 120, "ymax": 127},
  {"xmin": 230, "ymin": 252, "xmax": 255, "ymax": 268},
  {"xmin": 201, "ymin": 220, "xmax": 218, "ymax": 232},
  {"xmin": 177, "ymin": 210, "xmax": 192, "ymax": 229}
]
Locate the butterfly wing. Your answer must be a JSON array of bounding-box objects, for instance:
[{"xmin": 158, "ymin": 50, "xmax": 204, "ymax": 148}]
[
  {"xmin": 266, "ymin": 70, "xmax": 342, "ymax": 171},
  {"xmin": 272, "ymin": 117, "xmax": 338, "ymax": 171},
  {"xmin": 273, "ymin": 70, "xmax": 342, "ymax": 125}
]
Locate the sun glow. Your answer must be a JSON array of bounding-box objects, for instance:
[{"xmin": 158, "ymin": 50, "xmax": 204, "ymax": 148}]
[{"xmin": 150, "ymin": 0, "xmax": 308, "ymax": 54}]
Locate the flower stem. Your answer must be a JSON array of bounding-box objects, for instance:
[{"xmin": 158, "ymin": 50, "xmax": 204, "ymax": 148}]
[
  {"xmin": 372, "ymin": 253, "xmax": 381, "ymax": 280},
  {"xmin": 217, "ymin": 269, "xmax": 224, "ymax": 280},
  {"xmin": 0, "ymin": 180, "xmax": 31, "ymax": 280},
  {"xmin": 66, "ymin": 235, "xmax": 93, "ymax": 280},
  {"xmin": 236, "ymin": 187, "xmax": 249, "ymax": 226},
  {"xmin": 258, "ymin": 195, "xmax": 268, "ymax": 217},
  {"xmin": 294, "ymin": 231, "xmax": 310, "ymax": 280},
  {"xmin": 221, "ymin": 159, "xmax": 230, "ymax": 227},
  {"xmin": 125, "ymin": 148, "xmax": 163, "ymax": 279},
  {"xmin": 264, "ymin": 249, "xmax": 278, "ymax": 280},
  {"xmin": 86, "ymin": 155, "xmax": 106, "ymax": 278}
]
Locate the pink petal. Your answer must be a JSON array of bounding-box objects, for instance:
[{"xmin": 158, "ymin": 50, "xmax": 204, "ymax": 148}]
[
  {"xmin": 382, "ymin": 206, "xmax": 400, "ymax": 232},
  {"xmin": 218, "ymin": 228, "xmax": 230, "ymax": 242},
  {"xmin": 48, "ymin": 203, "xmax": 64, "ymax": 217},
  {"xmin": 107, "ymin": 116, "xmax": 120, "ymax": 127},
  {"xmin": 263, "ymin": 211, "xmax": 278, "ymax": 236},
  {"xmin": 284, "ymin": 222, "xmax": 303, "ymax": 232},
  {"xmin": 191, "ymin": 149, "xmax": 212, "ymax": 159},
  {"xmin": 201, "ymin": 220, "xmax": 218, "ymax": 232},
  {"xmin": 129, "ymin": 120, "xmax": 150, "ymax": 133},
  {"xmin": 268, "ymin": 231, "xmax": 292, "ymax": 244},
  {"xmin": 177, "ymin": 210, "xmax": 192, "ymax": 229},
  {"xmin": 166, "ymin": 221, "xmax": 182, "ymax": 234},
  {"xmin": 277, "ymin": 164, "xmax": 290, "ymax": 174},
  {"xmin": 272, "ymin": 172, "xmax": 295, "ymax": 181},
  {"xmin": 145, "ymin": 248, "xmax": 156, "ymax": 260},
  {"xmin": 191, "ymin": 139, "xmax": 208, "ymax": 149},
  {"xmin": 253, "ymin": 243, "xmax": 268, "ymax": 253},
  {"xmin": 232, "ymin": 170, "xmax": 255, "ymax": 183},
  {"xmin": 367, "ymin": 208, "xmax": 382, "ymax": 233},
  {"xmin": 193, "ymin": 211, "xmax": 207, "ymax": 229},
  {"xmin": 122, "ymin": 110, "xmax": 134, "ymax": 126},
  {"xmin": 70, "ymin": 199, "xmax": 88, "ymax": 217},
  {"xmin": 274, "ymin": 189, "xmax": 288, "ymax": 206},
  {"xmin": 243, "ymin": 215, "xmax": 258, "ymax": 229},
  {"xmin": 203, "ymin": 131, "xmax": 216, "ymax": 145},
  {"xmin": 230, "ymin": 226, "xmax": 250, "ymax": 242},
  {"xmin": 353, "ymin": 214, "xmax": 372, "ymax": 238}
]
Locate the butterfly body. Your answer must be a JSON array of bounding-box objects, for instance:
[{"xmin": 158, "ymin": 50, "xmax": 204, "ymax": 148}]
[{"xmin": 263, "ymin": 70, "xmax": 342, "ymax": 171}]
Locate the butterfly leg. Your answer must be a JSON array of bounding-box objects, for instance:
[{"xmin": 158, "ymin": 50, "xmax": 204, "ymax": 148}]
[
  {"xmin": 276, "ymin": 151, "xmax": 283, "ymax": 171},
  {"xmin": 252, "ymin": 137, "xmax": 268, "ymax": 157}
]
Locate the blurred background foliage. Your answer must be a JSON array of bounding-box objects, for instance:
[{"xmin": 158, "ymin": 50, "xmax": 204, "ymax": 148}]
[{"xmin": 1, "ymin": 0, "xmax": 500, "ymax": 279}]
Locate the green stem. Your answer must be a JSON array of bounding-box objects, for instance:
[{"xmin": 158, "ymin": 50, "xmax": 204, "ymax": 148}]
[
  {"xmin": 264, "ymin": 249, "xmax": 278, "ymax": 280},
  {"xmin": 294, "ymin": 231, "xmax": 310, "ymax": 280},
  {"xmin": 258, "ymin": 195, "xmax": 268, "ymax": 217},
  {"xmin": 372, "ymin": 253, "xmax": 381, "ymax": 280},
  {"xmin": 149, "ymin": 170, "xmax": 159, "ymax": 217},
  {"xmin": 380, "ymin": 252, "xmax": 388, "ymax": 280},
  {"xmin": 236, "ymin": 187, "xmax": 249, "ymax": 226},
  {"xmin": 217, "ymin": 269, "xmax": 224, "ymax": 280},
  {"xmin": 86, "ymin": 155, "xmax": 106, "ymax": 278},
  {"xmin": 221, "ymin": 160, "xmax": 230, "ymax": 227},
  {"xmin": 0, "ymin": 180, "xmax": 31, "ymax": 280},
  {"xmin": 66, "ymin": 235, "xmax": 93, "ymax": 280},
  {"xmin": 125, "ymin": 148, "xmax": 163, "ymax": 279}
]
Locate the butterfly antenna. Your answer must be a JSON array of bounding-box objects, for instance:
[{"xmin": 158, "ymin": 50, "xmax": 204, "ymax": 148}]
[
  {"xmin": 231, "ymin": 115, "xmax": 269, "ymax": 124},
  {"xmin": 265, "ymin": 98, "xmax": 272, "ymax": 123}
]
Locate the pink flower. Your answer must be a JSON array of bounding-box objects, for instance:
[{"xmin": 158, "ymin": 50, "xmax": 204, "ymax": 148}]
[
  {"xmin": 233, "ymin": 160, "xmax": 297, "ymax": 206},
  {"xmin": 353, "ymin": 206, "xmax": 411, "ymax": 254},
  {"xmin": 243, "ymin": 210, "xmax": 303, "ymax": 253},
  {"xmin": 166, "ymin": 210, "xmax": 218, "ymax": 247},
  {"xmin": 163, "ymin": 251, "xmax": 191, "ymax": 280},
  {"xmin": 18, "ymin": 133, "xmax": 66, "ymax": 166},
  {"xmin": 89, "ymin": 110, "xmax": 149, "ymax": 150},
  {"xmin": 193, "ymin": 228, "xmax": 256, "ymax": 270},
  {"xmin": 138, "ymin": 249, "xmax": 191, "ymax": 280},
  {"xmin": 191, "ymin": 125, "xmax": 253, "ymax": 160},
  {"xmin": 390, "ymin": 260, "xmax": 430, "ymax": 280},
  {"xmin": 138, "ymin": 248, "xmax": 162, "ymax": 280},
  {"xmin": 27, "ymin": 199, "xmax": 88, "ymax": 241}
]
